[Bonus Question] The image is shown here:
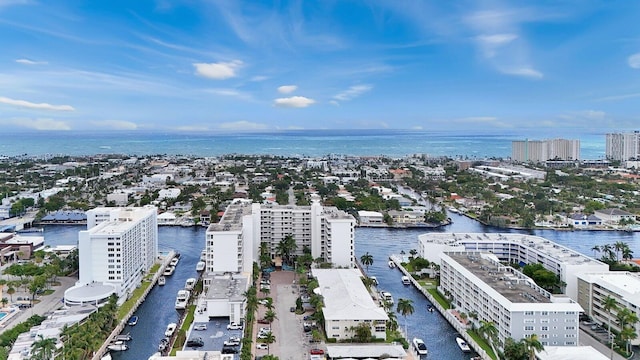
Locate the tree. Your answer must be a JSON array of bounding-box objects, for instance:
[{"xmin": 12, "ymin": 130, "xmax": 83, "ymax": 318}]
[
  {"xmin": 523, "ymin": 334, "xmax": 544, "ymax": 360},
  {"xmin": 396, "ymin": 298, "xmax": 414, "ymax": 338},
  {"xmin": 603, "ymin": 295, "xmax": 618, "ymax": 359},
  {"xmin": 502, "ymin": 337, "xmax": 527, "ymax": 360},
  {"xmin": 350, "ymin": 322, "xmax": 372, "ymax": 342},
  {"xmin": 276, "ymin": 235, "xmax": 298, "ymax": 265},
  {"xmin": 360, "ymin": 252, "xmax": 374, "ymax": 272},
  {"xmin": 263, "ymin": 331, "xmax": 276, "ymax": 355},
  {"xmin": 478, "ymin": 320, "xmax": 500, "ymax": 360},
  {"xmin": 591, "ymin": 245, "xmax": 600, "ymax": 258},
  {"xmin": 264, "ymin": 309, "xmax": 277, "ymax": 325},
  {"xmin": 31, "ymin": 334, "xmax": 56, "ymax": 360}
]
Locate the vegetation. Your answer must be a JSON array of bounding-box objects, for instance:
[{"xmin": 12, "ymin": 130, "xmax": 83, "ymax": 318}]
[
  {"xmin": 0, "ymin": 314, "xmax": 46, "ymax": 359},
  {"xmin": 521, "ymin": 263, "xmax": 563, "ymax": 293}
]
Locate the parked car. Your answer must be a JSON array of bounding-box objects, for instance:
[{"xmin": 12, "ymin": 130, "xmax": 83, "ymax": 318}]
[
  {"xmin": 310, "ymin": 349, "xmax": 324, "ymax": 355},
  {"xmin": 227, "ymin": 322, "xmax": 242, "ymax": 330},
  {"xmin": 193, "ymin": 323, "xmax": 208, "ymax": 331},
  {"xmin": 289, "ymin": 307, "xmax": 296, "ymax": 312},
  {"xmin": 256, "ymin": 343, "xmax": 268, "ymax": 350},
  {"xmin": 186, "ymin": 337, "xmax": 204, "ymax": 347},
  {"xmin": 222, "ymin": 346, "xmax": 238, "ymax": 354}
]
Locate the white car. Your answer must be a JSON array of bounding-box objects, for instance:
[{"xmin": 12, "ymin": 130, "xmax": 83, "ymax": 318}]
[
  {"xmin": 193, "ymin": 323, "xmax": 207, "ymax": 331},
  {"xmin": 227, "ymin": 322, "xmax": 242, "ymax": 330},
  {"xmin": 256, "ymin": 343, "xmax": 268, "ymax": 350}
]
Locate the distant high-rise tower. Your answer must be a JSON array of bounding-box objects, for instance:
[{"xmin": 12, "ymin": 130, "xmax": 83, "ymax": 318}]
[
  {"xmin": 606, "ymin": 131, "xmax": 640, "ymax": 161},
  {"xmin": 512, "ymin": 138, "xmax": 580, "ymax": 163}
]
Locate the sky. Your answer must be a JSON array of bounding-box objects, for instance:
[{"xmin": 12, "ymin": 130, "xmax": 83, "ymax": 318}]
[{"xmin": 0, "ymin": 0, "xmax": 640, "ymax": 134}]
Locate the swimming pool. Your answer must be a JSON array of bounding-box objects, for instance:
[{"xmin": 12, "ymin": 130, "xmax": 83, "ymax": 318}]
[{"xmin": 0, "ymin": 312, "xmax": 8, "ymax": 320}]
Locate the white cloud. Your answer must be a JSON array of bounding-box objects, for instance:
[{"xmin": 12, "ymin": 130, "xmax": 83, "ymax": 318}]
[
  {"xmin": 501, "ymin": 67, "xmax": 543, "ymax": 79},
  {"xmin": 277, "ymin": 85, "xmax": 297, "ymax": 94},
  {"xmin": 251, "ymin": 75, "xmax": 269, "ymax": 82},
  {"xmin": 0, "ymin": 96, "xmax": 74, "ymax": 111},
  {"xmin": 598, "ymin": 92, "xmax": 640, "ymax": 102},
  {"xmin": 274, "ymin": 96, "xmax": 315, "ymax": 108},
  {"xmin": 476, "ymin": 33, "xmax": 518, "ymax": 58},
  {"xmin": 333, "ymin": 85, "xmax": 373, "ymax": 102},
  {"xmin": 1, "ymin": 117, "xmax": 71, "ymax": 130},
  {"xmin": 175, "ymin": 125, "xmax": 211, "ymax": 131},
  {"xmin": 218, "ymin": 120, "xmax": 269, "ymax": 130},
  {"xmin": 329, "ymin": 100, "xmax": 340, "ymax": 106},
  {"xmin": 90, "ymin": 120, "xmax": 138, "ymax": 130},
  {"xmin": 15, "ymin": 58, "xmax": 47, "ymax": 65},
  {"xmin": 581, "ymin": 110, "xmax": 606, "ymax": 120},
  {"xmin": 628, "ymin": 53, "xmax": 640, "ymax": 69},
  {"xmin": 193, "ymin": 60, "xmax": 243, "ymax": 80},
  {"xmin": 204, "ymin": 88, "xmax": 252, "ymax": 101}
]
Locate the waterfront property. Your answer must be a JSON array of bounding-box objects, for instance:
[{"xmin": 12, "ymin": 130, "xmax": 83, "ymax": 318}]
[
  {"xmin": 64, "ymin": 206, "xmax": 158, "ymax": 306},
  {"xmin": 147, "ymin": 350, "xmax": 234, "ymax": 360},
  {"xmin": 439, "ymin": 251, "xmax": 583, "ymax": 347},
  {"xmin": 197, "ymin": 275, "xmax": 249, "ymax": 326},
  {"xmin": 577, "ymin": 271, "xmax": 640, "ymax": 345},
  {"xmin": 418, "ymin": 232, "xmax": 608, "ymax": 301},
  {"xmin": 311, "ymin": 269, "xmax": 388, "ymax": 340}
]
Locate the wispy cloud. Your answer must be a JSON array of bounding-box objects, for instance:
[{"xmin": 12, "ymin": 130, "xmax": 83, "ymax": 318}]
[
  {"xmin": 597, "ymin": 93, "xmax": 640, "ymax": 102},
  {"xmin": 194, "ymin": 60, "xmax": 243, "ymax": 80},
  {"xmin": 333, "ymin": 85, "xmax": 373, "ymax": 102},
  {"xmin": 0, "ymin": 117, "xmax": 71, "ymax": 130},
  {"xmin": 454, "ymin": 116, "xmax": 514, "ymax": 128},
  {"xmin": 89, "ymin": 120, "xmax": 138, "ymax": 130},
  {"xmin": 0, "ymin": 96, "xmax": 75, "ymax": 111},
  {"xmin": 274, "ymin": 96, "xmax": 315, "ymax": 108},
  {"xmin": 278, "ymin": 85, "xmax": 297, "ymax": 94},
  {"xmin": 501, "ymin": 67, "xmax": 543, "ymax": 79},
  {"xmin": 203, "ymin": 88, "xmax": 253, "ymax": 101},
  {"xmin": 251, "ymin": 75, "xmax": 269, "ymax": 82},
  {"xmin": 475, "ymin": 33, "xmax": 518, "ymax": 58},
  {"xmin": 15, "ymin": 58, "xmax": 48, "ymax": 65},
  {"xmin": 628, "ymin": 53, "xmax": 640, "ymax": 69},
  {"xmin": 218, "ymin": 120, "xmax": 268, "ymax": 130}
]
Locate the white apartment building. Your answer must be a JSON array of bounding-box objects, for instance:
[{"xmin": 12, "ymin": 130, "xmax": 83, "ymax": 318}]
[
  {"xmin": 440, "ymin": 252, "xmax": 583, "ymax": 347},
  {"xmin": 577, "ymin": 272, "xmax": 640, "ymax": 345},
  {"xmin": 418, "ymin": 233, "xmax": 608, "ymax": 301},
  {"xmin": 606, "ymin": 132, "xmax": 640, "ymax": 161},
  {"xmin": 64, "ymin": 206, "xmax": 158, "ymax": 306},
  {"xmin": 512, "ymin": 139, "xmax": 580, "ymax": 163},
  {"xmin": 205, "ymin": 201, "xmax": 255, "ymax": 274},
  {"xmin": 311, "ymin": 269, "xmax": 388, "ymax": 341}
]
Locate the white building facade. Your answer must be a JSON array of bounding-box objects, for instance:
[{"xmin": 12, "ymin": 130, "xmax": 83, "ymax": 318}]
[
  {"xmin": 606, "ymin": 132, "xmax": 640, "ymax": 161},
  {"xmin": 512, "ymin": 139, "xmax": 580, "ymax": 163}
]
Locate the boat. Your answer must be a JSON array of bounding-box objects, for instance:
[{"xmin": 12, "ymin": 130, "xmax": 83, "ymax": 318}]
[
  {"xmin": 165, "ymin": 323, "xmax": 177, "ymax": 337},
  {"xmin": 158, "ymin": 276, "xmax": 166, "ymax": 286},
  {"xmin": 200, "ymin": 249, "xmax": 206, "ymax": 261},
  {"xmin": 380, "ymin": 291, "xmax": 394, "ymax": 305},
  {"xmin": 448, "ymin": 207, "xmax": 460, "ymax": 214},
  {"xmin": 158, "ymin": 338, "xmax": 169, "ymax": 352},
  {"xmin": 370, "ymin": 276, "xmax": 378, "ymax": 285},
  {"xmin": 100, "ymin": 352, "xmax": 112, "ymax": 360},
  {"xmin": 388, "ymin": 261, "xmax": 396, "ymax": 268},
  {"xmin": 107, "ymin": 341, "xmax": 128, "ymax": 351},
  {"xmin": 185, "ymin": 278, "xmax": 196, "ymax": 291},
  {"xmin": 175, "ymin": 290, "xmax": 190, "ymax": 310},
  {"xmin": 456, "ymin": 337, "xmax": 471, "ymax": 352},
  {"xmin": 427, "ymin": 305, "xmax": 435, "ymax": 312},
  {"xmin": 196, "ymin": 261, "xmax": 205, "ymax": 272},
  {"xmin": 170, "ymin": 257, "xmax": 179, "ymax": 267},
  {"xmin": 115, "ymin": 333, "xmax": 132, "ymax": 341},
  {"xmin": 127, "ymin": 315, "xmax": 138, "ymax": 326},
  {"xmin": 401, "ymin": 276, "xmax": 411, "ymax": 285},
  {"xmin": 163, "ymin": 265, "xmax": 175, "ymax": 276},
  {"xmin": 413, "ymin": 338, "xmax": 428, "ymax": 355}
]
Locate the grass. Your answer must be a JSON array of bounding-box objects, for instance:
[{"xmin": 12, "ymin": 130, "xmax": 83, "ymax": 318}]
[
  {"xmin": 467, "ymin": 330, "xmax": 497, "ymax": 360},
  {"xmin": 426, "ymin": 288, "xmax": 450, "ymax": 309},
  {"xmin": 117, "ymin": 279, "xmax": 153, "ymax": 320},
  {"xmin": 417, "ymin": 279, "xmax": 437, "ymax": 288}
]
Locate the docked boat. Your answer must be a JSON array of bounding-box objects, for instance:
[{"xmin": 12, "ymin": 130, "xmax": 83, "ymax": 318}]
[
  {"xmin": 175, "ymin": 290, "xmax": 190, "ymax": 310},
  {"xmin": 196, "ymin": 261, "xmax": 205, "ymax": 272},
  {"xmin": 448, "ymin": 207, "xmax": 460, "ymax": 214},
  {"xmin": 412, "ymin": 338, "xmax": 428, "ymax": 355},
  {"xmin": 388, "ymin": 261, "xmax": 396, "ymax": 268},
  {"xmin": 200, "ymin": 249, "xmax": 206, "ymax": 261},
  {"xmin": 158, "ymin": 338, "xmax": 169, "ymax": 352},
  {"xmin": 170, "ymin": 257, "xmax": 179, "ymax": 267},
  {"xmin": 380, "ymin": 291, "xmax": 394, "ymax": 305},
  {"xmin": 165, "ymin": 323, "xmax": 177, "ymax": 337},
  {"xmin": 115, "ymin": 333, "xmax": 132, "ymax": 341},
  {"xmin": 107, "ymin": 341, "xmax": 128, "ymax": 352},
  {"xmin": 163, "ymin": 266, "xmax": 175, "ymax": 276},
  {"xmin": 100, "ymin": 352, "xmax": 112, "ymax": 360},
  {"xmin": 127, "ymin": 315, "xmax": 138, "ymax": 326},
  {"xmin": 158, "ymin": 276, "xmax": 166, "ymax": 286},
  {"xmin": 401, "ymin": 276, "xmax": 411, "ymax": 285},
  {"xmin": 185, "ymin": 278, "xmax": 196, "ymax": 291},
  {"xmin": 370, "ymin": 276, "xmax": 378, "ymax": 285},
  {"xmin": 456, "ymin": 337, "xmax": 471, "ymax": 352}
]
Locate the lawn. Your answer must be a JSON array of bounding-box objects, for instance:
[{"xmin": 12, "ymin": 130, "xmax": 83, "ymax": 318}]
[
  {"xmin": 426, "ymin": 288, "xmax": 450, "ymax": 309},
  {"xmin": 466, "ymin": 330, "xmax": 497, "ymax": 360},
  {"xmin": 117, "ymin": 280, "xmax": 153, "ymax": 320}
]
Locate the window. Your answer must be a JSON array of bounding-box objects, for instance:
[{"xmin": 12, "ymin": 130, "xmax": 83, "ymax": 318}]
[
  {"xmin": 524, "ymin": 311, "xmax": 534, "ymax": 315},
  {"xmin": 541, "ymin": 326, "xmax": 548, "ymax": 331},
  {"xmin": 524, "ymin": 326, "xmax": 534, "ymax": 331}
]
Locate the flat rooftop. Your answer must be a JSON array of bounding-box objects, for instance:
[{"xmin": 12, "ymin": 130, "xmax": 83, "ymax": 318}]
[
  {"xmin": 579, "ymin": 272, "xmax": 640, "ymax": 305},
  {"xmin": 448, "ymin": 252, "xmax": 552, "ymax": 304},
  {"xmin": 420, "ymin": 232, "xmax": 602, "ymax": 266},
  {"xmin": 207, "ymin": 202, "xmax": 252, "ymax": 232},
  {"xmin": 204, "ymin": 275, "xmax": 248, "ymax": 302}
]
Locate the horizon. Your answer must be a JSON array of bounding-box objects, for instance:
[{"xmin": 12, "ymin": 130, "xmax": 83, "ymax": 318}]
[{"xmin": 1, "ymin": 1, "xmax": 639, "ymax": 133}]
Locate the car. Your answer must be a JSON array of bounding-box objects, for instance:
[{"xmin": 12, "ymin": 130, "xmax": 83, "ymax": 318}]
[
  {"xmin": 303, "ymin": 315, "xmax": 313, "ymax": 321},
  {"xmin": 222, "ymin": 346, "xmax": 238, "ymax": 354},
  {"xmin": 258, "ymin": 327, "xmax": 271, "ymax": 334},
  {"xmin": 227, "ymin": 322, "xmax": 242, "ymax": 330},
  {"xmin": 290, "ymin": 307, "xmax": 296, "ymax": 312},
  {"xmin": 303, "ymin": 325, "xmax": 311, "ymax": 332},
  {"xmin": 193, "ymin": 323, "xmax": 208, "ymax": 331},
  {"xmin": 258, "ymin": 318, "xmax": 270, "ymax": 324},
  {"xmin": 310, "ymin": 349, "xmax": 324, "ymax": 355},
  {"xmin": 186, "ymin": 337, "xmax": 204, "ymax": 347},
  {"xmin": 260, "ymin": 284, "xmax": 270, "ymax": 290},
  {"xmin": 256, "ymin": 343, "xmax": 269, "ymax": 350},
  {"xmin": 258, "ymin": 299, "xmax": 271, "ymax": 305},
  {"xmin": 224, "ymin": 336, "xmax": 241, "ymax": 346}
]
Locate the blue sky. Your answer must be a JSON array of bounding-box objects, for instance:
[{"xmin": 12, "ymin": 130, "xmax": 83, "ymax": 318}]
[{"xmin": 0, "ymin": 0, "xmax": 639, "ymax": 134}]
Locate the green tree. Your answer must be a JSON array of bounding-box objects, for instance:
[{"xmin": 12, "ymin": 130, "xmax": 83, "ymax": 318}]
[
  {"xmin": 263, "ymin": 331, "xmax": 276, "ymax": 355},
  {"xmin": 523, "ymin": 334, "xmax": 544, "ymax": 360},
  {"xmin": 478, "ymin": 320, "xmax": 500, "ymax": 360},
  {"xmin": 30, "ymin": 334, "xmax": 57, "ymax": 360},
  {"xmin": 350, "ymin": 322, "xmax": 373, "ymax": 342},
  {"xmin": 275, "ymin": 234, "xmax": 297, "ymax": 265},
  {"xmin": 603, "ymin": 295, "xmax": 618, "ymax": 359},
  {"xmin": 360, "ymin": 252, "xmax": 374, "ymax": 273},
  {"xmin": 502, "ymin": 337, "xmax": 527, "ymax": 360},
  {"xmin": 396, "ymin": 298, "xmax": 414, "ymax": 338}
]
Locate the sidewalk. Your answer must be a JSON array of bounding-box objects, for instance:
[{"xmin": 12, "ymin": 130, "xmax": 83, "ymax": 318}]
[
  {"xmin": 579, "ymin": 329, "xmax": 627, "ymax": 360},
  {"xmin": 0, "ymin": 276, "xmax": 77, "ymax": 335}
]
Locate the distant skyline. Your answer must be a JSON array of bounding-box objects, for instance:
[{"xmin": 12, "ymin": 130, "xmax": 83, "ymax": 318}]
[{"xmin": 1, "ymin": 1, "xmax": 639, "ymax": 134}]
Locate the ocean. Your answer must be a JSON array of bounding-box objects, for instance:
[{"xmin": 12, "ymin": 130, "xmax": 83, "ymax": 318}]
[{"xmin": 0, "ymin": 130, "xmax": 607, "ymax": 159}]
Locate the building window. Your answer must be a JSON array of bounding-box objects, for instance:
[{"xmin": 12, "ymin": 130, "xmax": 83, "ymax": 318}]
[
  {"xmin": 525, "ymin": 311, "xmax": 534, "ymax": 315},
  {"xmin": 524, "ymin": 326, "xmax": 534, "ymax": 331}
]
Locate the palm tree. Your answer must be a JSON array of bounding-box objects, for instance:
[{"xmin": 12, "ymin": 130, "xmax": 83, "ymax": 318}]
[
  {"xmin": 264, "ymin": 309, "xmax": 277, "ymax": 325},
  {"xmin": 614, "ymin": 241, "xmax": 626, "ymax": 262},
  {"xmin": 622, "ymin": 247, "xmax": 634, "ymax": 262},
  {"xmin": 0, "ymin": 298, "xmax": 7, "ymax": 308},
  {"xmin": 602, "ymin": 244, "xmax": 615, "ymax": 262},
  {"xmin": 276, "ymin": 234, "xmax": 298, "ymax": 265},
  {"xmin": 591, "ymin": 245, "xmax": 600, "ymax": 258},
  {"xmin": 396, "ymin": 298, "xmax": 414, "ymax": 338},
  {"xmin": 523, "ymin": 333, "xmax": 544, "ymax": 360},
  {"xmin": 603, "ymin": 295, "xmax": 618, "ymax": 359},
  {"xmin": 360, "ymin": 252, "xmax": 374, "ymax": 272},
  {"xmin": 386, "ymin": 311, "xmax": 399, "ymax": 332},
  {"xmin": 31, "ymin": 334, "xmax": 57, "ymax": 360},
  {"xmin": 478, "ymin": 320, "xmax": 500, "ymax": 360},
  {"xmin": 616, "ymin": 308, "xmax": 639, "ymax": 354},
  {"xmin": 263, "ymin": 331, "xmax": 276, "ymax": 355}
]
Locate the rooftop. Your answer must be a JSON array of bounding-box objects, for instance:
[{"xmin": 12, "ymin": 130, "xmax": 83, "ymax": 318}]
[
  {"xmin": 207, "ymin": 202, "xmax": 252, "ymax": 232},
  {"xmin": 203, "ymin": 275, "xmax": 248, "ymax": 302},
  {"xmin": 578, "ymin": 272, "xmax": 640, "ymax": 305}
]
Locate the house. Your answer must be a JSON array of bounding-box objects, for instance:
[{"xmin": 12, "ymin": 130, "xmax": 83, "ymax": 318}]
[
  {"xmin": 567, "ymin": 213, "xmax": 602, "ymax": 228},
  {"xmin": 594, "ymin": 208, "xmax": 635, "ymax": 224}
]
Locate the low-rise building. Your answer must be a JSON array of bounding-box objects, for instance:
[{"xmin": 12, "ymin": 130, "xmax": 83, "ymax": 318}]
[{"xmin": 594, "ymin": 208, "xmax": 635, "ymax": 224}]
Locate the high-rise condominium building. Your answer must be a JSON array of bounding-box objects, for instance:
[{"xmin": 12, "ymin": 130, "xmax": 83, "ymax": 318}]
[
  {"xmin": 511, "ymin": 139, "xmax": 580, "ymax": 163},
  {"xmin": 64, "ymin": 206, "xmax": 158, "ymax": 306},
  {"xmin": 605, "ymin": 131, "xmax": 640, "ymax": 161}
]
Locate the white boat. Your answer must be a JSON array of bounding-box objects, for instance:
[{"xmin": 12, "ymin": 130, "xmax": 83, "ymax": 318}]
[
  {"xmin": 388, "ymin": 261, "xmax": 396, "ymax": 268},
  {"xmin": 107, "ymin": 341, "xmax": 128, "ymax": 351},
  {"xmin": 163, "ymin": 266, "xmax": 175, "ymax": 276},
  {"xmin": 200, "ymin": 249, "xmax": 206, "ymax": 261},
  {"xmin": 448, "ymin": 207, "xmax": 460, "ymax": 214},
  {"xmin": 170, "ymin": 257, "xmax": 179, "ymax": 267},
  {"xmin": 401, "ymin": 276, "xmax": 411, "ymax": 285},
  {"xmin": 413, "ymin": 338, "xmax": 428, "ymax": 355},
  {"xmin": 158, "ymin": 276, "xmax": 166, "ymax": 286},
  {"xmin": 196, "ymin": 261, "xmax": 205, "ymax": 272},
  {"xmin": 380, "ymin": 291, "xmax": 394, "ymax": 305},
  {"xmin": 115, "ymin": 333, "xmax": 132, "ymax": 341},
  {"xmin": 185, "ymin": 278, "xmax": 196, "ymax": 291},
  {"xmin": 165, "ymin": 323, "xmax": 177, "ymax": 337},
  {"xmin": 127, "ymin": 315, "xmax": 138, "ymax": 326},
  {"xmin": 370, "ymin": 276, "xmax": 378, "ymax": 285},
  {"xmin": 175, "ymin": 290, "xmax": 190, "ymax": 310},
  {"xmin": 101, "ymin": 352, "xmax": 112, "ymax": 360},
  {"xmin": 158, "ymin": 338, "xmax": 169, "ymax": 352},
  {"xmin": 456, "ymin": 337, "xmax": 471, "ymax": 352}
]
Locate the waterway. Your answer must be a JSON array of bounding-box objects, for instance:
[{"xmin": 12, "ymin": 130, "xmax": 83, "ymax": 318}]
[{"xmin": 40, "ymin": 213, "xmax": 640, "ymax": 360}]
